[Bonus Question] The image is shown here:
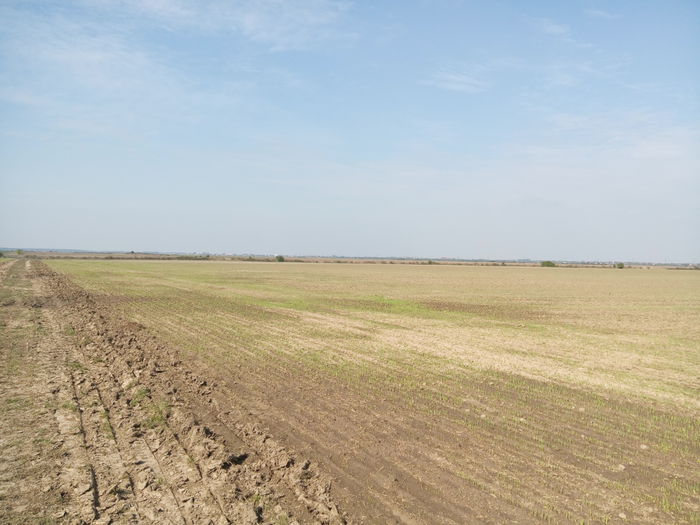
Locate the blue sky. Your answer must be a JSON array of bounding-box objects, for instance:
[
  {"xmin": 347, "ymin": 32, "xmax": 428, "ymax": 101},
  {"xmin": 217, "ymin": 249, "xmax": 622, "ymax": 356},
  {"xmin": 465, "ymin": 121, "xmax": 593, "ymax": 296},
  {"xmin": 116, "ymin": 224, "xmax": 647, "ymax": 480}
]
[{"xmin": 1, "ymin": 0, "xmax": 698, "ymax": 261}]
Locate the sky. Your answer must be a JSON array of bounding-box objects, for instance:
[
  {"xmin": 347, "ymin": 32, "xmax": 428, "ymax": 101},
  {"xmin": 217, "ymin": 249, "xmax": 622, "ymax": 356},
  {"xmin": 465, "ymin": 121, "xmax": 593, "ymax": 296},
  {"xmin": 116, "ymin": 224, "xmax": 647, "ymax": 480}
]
[{"xmin": 1, "ymin": 0, "xmax": 698, "ymax": 262}]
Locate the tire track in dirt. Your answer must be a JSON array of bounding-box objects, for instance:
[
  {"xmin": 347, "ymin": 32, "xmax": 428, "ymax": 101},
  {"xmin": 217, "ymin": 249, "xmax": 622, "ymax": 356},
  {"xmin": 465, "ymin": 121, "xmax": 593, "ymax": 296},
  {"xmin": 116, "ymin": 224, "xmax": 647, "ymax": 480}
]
[
  {"xmin": 1, "ymin": 259, "xmax": 96, "ymax": 522},
  {"xmin": 34, "ymin": 259, "xmax": 146, "ymax": 523},
  {"xmin": 32, "ymin": 260, "xmax": 348, "ymax": 524}
]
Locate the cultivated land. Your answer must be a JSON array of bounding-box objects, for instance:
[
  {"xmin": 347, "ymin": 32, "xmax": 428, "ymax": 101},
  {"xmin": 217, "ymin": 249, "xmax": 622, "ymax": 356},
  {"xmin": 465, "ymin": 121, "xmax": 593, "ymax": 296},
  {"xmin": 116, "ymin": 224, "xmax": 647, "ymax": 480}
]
[{"xmin": 2, "ymin": 259, "xmax": 699, "ymax": 523}]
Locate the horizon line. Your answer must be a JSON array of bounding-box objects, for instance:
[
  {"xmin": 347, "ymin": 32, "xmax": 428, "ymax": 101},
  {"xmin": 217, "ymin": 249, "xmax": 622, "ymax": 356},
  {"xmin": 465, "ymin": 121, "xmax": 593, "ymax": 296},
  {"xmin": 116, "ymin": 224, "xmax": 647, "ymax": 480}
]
[{"xmin": 1, "ymin": 247, "xmax": 697, "ymax": 266}]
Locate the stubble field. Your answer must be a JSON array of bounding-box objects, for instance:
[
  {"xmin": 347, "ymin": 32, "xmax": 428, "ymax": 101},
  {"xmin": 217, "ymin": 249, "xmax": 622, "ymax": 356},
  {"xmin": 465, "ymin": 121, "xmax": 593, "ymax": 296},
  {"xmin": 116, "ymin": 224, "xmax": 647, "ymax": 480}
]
[{"xmin": 5, "ymin": 259, "xmax": 698, "ymax": 523}]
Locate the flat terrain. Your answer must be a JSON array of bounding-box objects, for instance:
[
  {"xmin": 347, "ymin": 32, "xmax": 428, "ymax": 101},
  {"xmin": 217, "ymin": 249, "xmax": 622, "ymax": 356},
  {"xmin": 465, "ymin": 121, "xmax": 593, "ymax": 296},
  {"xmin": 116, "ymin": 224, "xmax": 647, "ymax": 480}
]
[
  {"xmin": 3, "ymin": 259, "xmax": 699, "ymax": 523},
  {"xmin": 1, "ymin": 259, "xmax": 343, "ymax": 524}
]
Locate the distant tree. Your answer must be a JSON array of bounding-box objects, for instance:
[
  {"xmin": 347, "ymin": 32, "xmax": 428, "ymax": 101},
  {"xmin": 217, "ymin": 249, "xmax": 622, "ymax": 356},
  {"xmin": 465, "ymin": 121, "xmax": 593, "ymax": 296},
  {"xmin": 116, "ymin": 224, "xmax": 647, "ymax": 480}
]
[
  {"xmin": 275, "ymin": 255, "xmax": 285, "ymax": 262},
  {"xmin": 16, "ymin": 249, "xmax": 23, "ymax": 255},
  {"xmin": 540, "ymin": 260, "xmax": 556, "ymax": 267},
  {"xmin": 0, "ymin": 252, "xmax": 4, "ymax": 258},
  {"xmin": 616, "ymin": 262, "xmax": 625, "ymax": 269}
]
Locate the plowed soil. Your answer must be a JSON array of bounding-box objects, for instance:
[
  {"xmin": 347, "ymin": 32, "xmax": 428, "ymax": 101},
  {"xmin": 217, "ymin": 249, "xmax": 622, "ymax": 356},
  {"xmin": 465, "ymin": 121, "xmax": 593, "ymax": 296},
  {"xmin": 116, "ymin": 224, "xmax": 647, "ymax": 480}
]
[
  {"xmin": 2, "ymin": 259, "xmax": 699, "ymax": 524},
  {"xmin": 0, "ymin": 259, "xmax": 346, "ymax": 524}
]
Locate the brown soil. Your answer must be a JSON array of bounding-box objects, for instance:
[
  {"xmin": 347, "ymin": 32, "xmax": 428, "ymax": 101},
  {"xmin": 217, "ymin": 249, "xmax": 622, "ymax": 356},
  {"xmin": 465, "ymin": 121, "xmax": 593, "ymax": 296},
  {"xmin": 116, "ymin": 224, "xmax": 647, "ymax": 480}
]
[
  {"xmin": 2, "ymin": 259, "xmax": 699, "ymax": 524},
  {"xmin": 0, "ymin": 259, "xmax": 346, "ymax": 524}
]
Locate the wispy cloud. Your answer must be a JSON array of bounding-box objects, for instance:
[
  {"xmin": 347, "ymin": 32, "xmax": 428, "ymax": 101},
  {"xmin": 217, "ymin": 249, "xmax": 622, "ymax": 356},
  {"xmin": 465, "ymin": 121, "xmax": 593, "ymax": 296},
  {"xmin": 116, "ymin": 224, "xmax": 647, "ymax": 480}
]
[
  {"xmin": 424, "ymin": 55, "xmax": 631, "ymax": 97},
  {"xmin": 536, "ymin": 18, "xmax": 570, "ymax": 36},
  {"xmin": 541, "ymin": 110, "xmax": 700, "ymax": 164},
  {"xmin": 1, "ymin": 0, "xmax": 343, "ymax": 142},
  {"xmin": 84, "ymin": 0, "xmax": 352, "ymax": 50},
  {"xmin": 423, "ymin": 69, "xmax": 489, "ymax": 93},
  {"xmin": 232, "ymin": 0, "xmax": 352, "ymax": 50},
  {"xmin": 529, "ymin": 16, "xmax": 593, "ymax": 49},
  {"xmin": 584, "ymin": 8, "xmax": 619, "ymax": 20},
  {"xmin": 0, "ymin": 4, "xmax": 240, "ymax": 141},
  {"xmin": 89, "ymin": 0, "xmax": 194, "ymax": 21}
]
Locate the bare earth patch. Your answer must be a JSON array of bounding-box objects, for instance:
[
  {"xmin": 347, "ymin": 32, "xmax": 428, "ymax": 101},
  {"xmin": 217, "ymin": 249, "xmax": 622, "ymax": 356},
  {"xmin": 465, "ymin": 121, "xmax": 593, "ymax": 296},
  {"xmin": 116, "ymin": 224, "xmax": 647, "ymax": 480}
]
[{"xmin": 0, "ymin": 259, "xmax": 347, "ymax": 524}]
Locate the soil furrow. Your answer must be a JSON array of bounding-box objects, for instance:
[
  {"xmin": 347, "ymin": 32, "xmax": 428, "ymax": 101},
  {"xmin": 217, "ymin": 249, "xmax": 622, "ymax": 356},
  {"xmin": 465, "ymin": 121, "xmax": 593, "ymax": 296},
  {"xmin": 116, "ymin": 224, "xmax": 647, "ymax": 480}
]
[
  {"xmin": 67, "ymin": 371, "xmax": 104, "ymax": 520},
  {"xmin": 120, "ymin": 291, "xmax": 696, "ymax": 523},
  {"xmin": 30, "ymin": 260, "xmax": 348, "ymax": 524}
]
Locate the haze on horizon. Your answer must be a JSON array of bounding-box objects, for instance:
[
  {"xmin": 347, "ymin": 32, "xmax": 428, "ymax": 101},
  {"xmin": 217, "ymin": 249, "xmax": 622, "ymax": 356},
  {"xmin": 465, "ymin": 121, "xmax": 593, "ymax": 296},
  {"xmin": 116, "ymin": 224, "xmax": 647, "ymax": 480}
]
[{"xmin": 1, "ymin": 1, "xmax": 698, "ymax": 263}]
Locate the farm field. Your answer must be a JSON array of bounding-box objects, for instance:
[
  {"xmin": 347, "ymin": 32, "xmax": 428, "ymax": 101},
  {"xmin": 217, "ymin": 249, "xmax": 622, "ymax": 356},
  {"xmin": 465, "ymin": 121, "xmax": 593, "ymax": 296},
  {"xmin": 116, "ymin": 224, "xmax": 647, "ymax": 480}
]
[
  {"xmin": 3, "ymin": 258, "xmax": 699, "ymax": 523},
  {"xmin": 1, "ymin": 260, "xmax": 344, "ymax": 524}
]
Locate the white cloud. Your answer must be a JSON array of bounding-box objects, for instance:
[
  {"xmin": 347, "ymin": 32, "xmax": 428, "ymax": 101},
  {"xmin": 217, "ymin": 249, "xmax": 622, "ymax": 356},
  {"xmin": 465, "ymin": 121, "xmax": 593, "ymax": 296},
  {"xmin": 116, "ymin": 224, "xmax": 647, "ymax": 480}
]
[
  {"xmin": 232, "ymin": 0, "xmax": 351, "ymax": 50},
  {"xmin": 584, "ymin": 8, "xmax": 618, "ymax": 20},
  {"xmin": 0, "ymin": 88, "xmax": 49, "ymax": 108},
  {"xmin": 423, "ymin": 70, "xmax": 488, "ymax": 93},
  {"xmin": 539, "ymin": 110, "xmax": 700, "ymax": 169},
  {"xmin": 88, "ymin": 0, "xmax": 193, "ymax": 20},
  {"xmin": 536, "ymin": 17, "xmax": 570, "ymax": 35},
  {"xmin": 529, "ymin": 16, "xmax": 592, "ymax": 49},
  {"xmin": 82, "ymin": 0, "xmax": 352, "ymax": 50},
  {"xmin": 0, "ymin": 2, "xmax": 293, "ymax": 140},
  {"xmin": 0, "ymin": 13, "xmax": 193, "ymax": 141}
]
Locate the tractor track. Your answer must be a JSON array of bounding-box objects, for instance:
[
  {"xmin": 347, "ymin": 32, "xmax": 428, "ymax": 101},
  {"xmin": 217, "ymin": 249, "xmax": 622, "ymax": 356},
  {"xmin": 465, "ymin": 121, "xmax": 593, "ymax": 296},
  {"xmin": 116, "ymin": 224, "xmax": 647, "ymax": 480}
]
[{"xmin": 0, "ymin": 259, "xmax": 347, "ymax": 524}]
